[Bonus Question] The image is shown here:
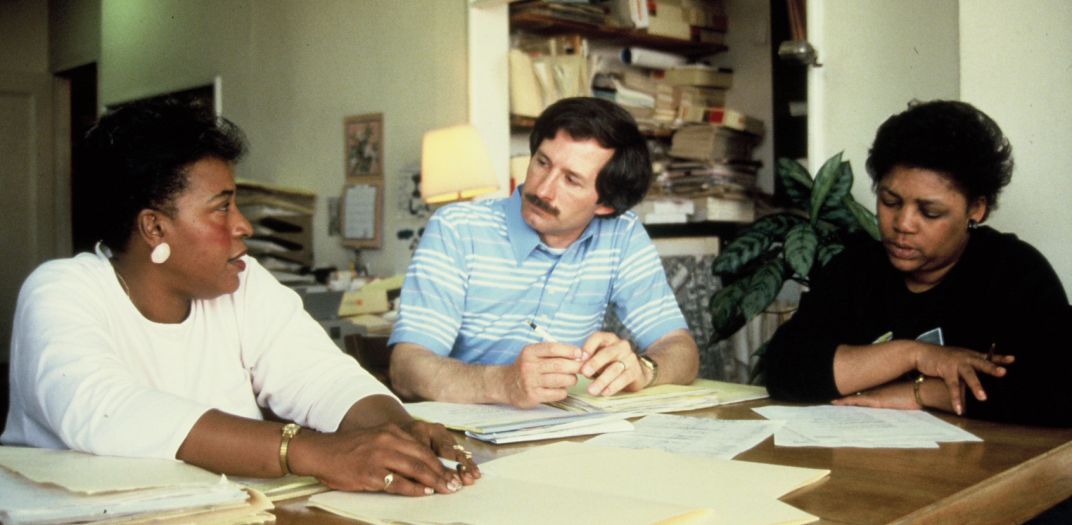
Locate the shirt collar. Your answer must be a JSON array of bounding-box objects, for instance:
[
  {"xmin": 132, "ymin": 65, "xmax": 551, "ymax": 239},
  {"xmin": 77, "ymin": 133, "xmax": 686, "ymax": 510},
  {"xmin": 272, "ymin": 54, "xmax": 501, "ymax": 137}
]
[{"xmin": 504, "ymin": 184, "xmax": 601, "ymax": 264}]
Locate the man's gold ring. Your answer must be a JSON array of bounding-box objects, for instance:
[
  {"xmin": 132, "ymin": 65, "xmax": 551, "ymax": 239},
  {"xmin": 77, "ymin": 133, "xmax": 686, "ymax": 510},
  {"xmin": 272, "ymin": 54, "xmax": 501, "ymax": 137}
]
[{"xmin": 383, "ymin": 472, "xmax": 395, "ymax": 490}]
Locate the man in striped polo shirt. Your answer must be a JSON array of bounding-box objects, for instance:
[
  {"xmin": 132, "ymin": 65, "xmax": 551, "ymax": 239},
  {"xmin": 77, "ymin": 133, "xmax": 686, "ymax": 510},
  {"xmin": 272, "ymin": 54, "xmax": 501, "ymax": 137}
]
[{"xmin": 388, "ymin": 97, "xmax": 699, "ymax": 408}]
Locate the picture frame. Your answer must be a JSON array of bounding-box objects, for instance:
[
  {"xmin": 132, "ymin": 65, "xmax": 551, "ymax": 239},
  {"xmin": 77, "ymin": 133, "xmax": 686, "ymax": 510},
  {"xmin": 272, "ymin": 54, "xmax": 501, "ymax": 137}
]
[{"xmin": 344, "ymin": 113, "xmax": 384, "ymax": 179}]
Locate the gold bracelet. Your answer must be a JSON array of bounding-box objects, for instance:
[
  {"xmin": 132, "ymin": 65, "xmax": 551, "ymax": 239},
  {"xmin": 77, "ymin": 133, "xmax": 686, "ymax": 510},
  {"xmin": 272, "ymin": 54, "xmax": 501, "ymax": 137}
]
[
  {"xmin": 279, "ymin": 423, "xmax": 302, "ymax": 476},
  {"xmin": 912, "ymin": 375, "xmax": 926, "ymax": 408}
]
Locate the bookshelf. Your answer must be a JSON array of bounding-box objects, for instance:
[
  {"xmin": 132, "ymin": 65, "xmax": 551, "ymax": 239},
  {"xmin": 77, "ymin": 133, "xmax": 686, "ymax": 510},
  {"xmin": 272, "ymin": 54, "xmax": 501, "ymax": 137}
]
[
  {"xmin": 510, "ymin": 12, "xmax": 726, "ymax": 57},
  {"xmin": 507, "ymin": 4, "xmax": 757, "ymax": 237}
]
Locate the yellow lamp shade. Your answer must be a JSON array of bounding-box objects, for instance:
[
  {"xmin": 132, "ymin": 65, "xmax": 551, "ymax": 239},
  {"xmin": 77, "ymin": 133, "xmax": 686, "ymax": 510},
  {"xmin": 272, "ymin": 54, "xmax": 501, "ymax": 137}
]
[{"xmin": 421, "ymin": 124, "xmax": 499, "ymax": 204}]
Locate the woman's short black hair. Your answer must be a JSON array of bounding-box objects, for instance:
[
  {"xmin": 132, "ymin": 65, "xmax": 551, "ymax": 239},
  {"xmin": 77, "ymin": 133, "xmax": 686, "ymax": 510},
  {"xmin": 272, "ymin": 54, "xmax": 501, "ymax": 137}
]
[
  {"xmin": 85, "ymin": 98, "xmax": 247, "ymax": 253},
  {"xmin": 529, "ymin": 97, "xmax": 652, "ymax": 216},
  {"xmin": 866, "ymin": 100, "xmax": 1013, "ymax": 219}
]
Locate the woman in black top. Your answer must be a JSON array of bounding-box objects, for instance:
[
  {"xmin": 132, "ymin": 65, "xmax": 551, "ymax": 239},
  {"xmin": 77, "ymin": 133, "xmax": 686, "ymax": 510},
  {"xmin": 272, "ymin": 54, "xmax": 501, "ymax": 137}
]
[{"xmin": 764, "ymin": 100, "xmax": 1070, "ymax": 427}]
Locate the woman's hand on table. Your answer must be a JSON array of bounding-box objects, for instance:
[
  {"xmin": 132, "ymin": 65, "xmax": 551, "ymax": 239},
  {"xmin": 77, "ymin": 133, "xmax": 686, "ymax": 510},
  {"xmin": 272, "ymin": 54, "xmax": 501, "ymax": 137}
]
[
  {"xmin": 913, "ymin": 343, "xmax": 1015, "ymax": 414},
  {"xmin": 398, "ymin": 419, "xmax": 480, "ymax": 485},
  {"xmin": 288, "ymin": 422, "xmax": 466, "ymax": 496}
]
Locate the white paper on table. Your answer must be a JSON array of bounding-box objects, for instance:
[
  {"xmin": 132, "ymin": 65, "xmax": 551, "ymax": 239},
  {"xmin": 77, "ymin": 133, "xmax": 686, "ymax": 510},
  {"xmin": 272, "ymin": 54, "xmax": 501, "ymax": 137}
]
[
  {"xmin": 754, "ymin": 405, "xmax": 981, "ymax": 448},
  {"xmin": 586, "ymin": 414, "xmax": 783, "ymax": 459},
  {"xmin": 469, "ymin": 417, "xmax": 633, "ymax": 444},
  {"xmin": 404, "ymin": 401, "xmax": 579, "ymax": 432}
]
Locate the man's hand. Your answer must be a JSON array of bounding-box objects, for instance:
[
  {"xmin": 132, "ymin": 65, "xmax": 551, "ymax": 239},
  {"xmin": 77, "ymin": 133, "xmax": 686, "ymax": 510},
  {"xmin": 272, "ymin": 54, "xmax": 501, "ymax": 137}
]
[
  {"xmin": 913, "ymin": 343, "xmax": 1013, "ymax": 415},
  {"xmin": 502, "ymin": 342, "xmax": 584, "ymax": 408},
  {"xmin": 579, "ymin": 332, "xmax": 648, "ymax": 397}
]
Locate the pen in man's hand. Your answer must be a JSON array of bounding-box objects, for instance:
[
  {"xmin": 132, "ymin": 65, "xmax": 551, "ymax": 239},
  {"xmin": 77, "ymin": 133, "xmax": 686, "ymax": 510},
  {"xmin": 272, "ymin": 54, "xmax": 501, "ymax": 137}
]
[
  {"xmin": 527, "ymin": 320, "xmax": 558, "ymax": 343},
  {"xmin": 987, "ymin": 342, "xmax": 996, "ymax": 361}
]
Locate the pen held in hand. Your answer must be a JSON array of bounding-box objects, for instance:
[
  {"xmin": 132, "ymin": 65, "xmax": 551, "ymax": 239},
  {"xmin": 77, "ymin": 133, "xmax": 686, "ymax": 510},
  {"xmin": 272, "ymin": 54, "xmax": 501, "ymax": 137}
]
[
  {"xmin": 527, "ymin": 320, "xmax": 558, "ymax": 343},
  {"xmin": 987, "ymin": 342, "xmax": 995, "ymax": 362}
]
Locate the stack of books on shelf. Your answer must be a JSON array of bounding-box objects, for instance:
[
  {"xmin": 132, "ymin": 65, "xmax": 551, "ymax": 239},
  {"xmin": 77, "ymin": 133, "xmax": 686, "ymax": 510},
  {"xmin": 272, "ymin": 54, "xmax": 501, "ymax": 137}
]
[
  {"xmin": 509, "ymin": 0, "xmax": 730, "ymax": 132},
  {"xmin": 511, "ymin": 0, "xmax": 609, "ymax": 25}
]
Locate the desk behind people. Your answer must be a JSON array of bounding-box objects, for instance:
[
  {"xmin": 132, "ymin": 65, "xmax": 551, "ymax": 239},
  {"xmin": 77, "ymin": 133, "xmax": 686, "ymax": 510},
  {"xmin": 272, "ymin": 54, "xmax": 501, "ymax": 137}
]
[{"xmin": 272, "ymin": 400, "xmax": 1072, "ymax": 525}]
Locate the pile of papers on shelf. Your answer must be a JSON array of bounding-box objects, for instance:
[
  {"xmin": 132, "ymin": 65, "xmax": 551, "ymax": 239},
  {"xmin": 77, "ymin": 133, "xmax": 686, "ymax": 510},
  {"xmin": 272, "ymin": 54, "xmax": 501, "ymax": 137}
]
[
  {"xmin": 552, "ymin": 378, "xmax": 768, "ymax": 414},
  {"xmin": 308, "ymin": 441, "xmax": 828, "ymax": 525},
  {"xmin": 406, "ymin": 401, "xmax": 633, "ymax": 444},
  {"xmin": 0, "ymin": 446, "xmax": 273, "ymax": 524}
]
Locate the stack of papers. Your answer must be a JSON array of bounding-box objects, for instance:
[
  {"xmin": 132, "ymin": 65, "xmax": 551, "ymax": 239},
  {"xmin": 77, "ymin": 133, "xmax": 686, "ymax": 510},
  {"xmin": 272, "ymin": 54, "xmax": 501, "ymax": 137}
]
[
  {"xmin": 754, "ymin": 405, "xmax": 983, "ymax": 448},
  {"xmin": 308, "ymin": 441, "xmax": 829, "ymax": 525},
  {"xmin": 228, "ymin": 474, "xmax": 326, "ymax": 502},
  {"xmin": 406, "ymin": 402, "xmax": 633, "ymax": 444},
  {"xmin": 587, "ymin": 413, "xmax": 783, "ymax": 459},
  {"xmin": 552, "ymin": 378, "xmax": 768, "ymax": 414},
  {"xmin": 0, "ymin": 446, "xmax": 273, "ymax": 524}
]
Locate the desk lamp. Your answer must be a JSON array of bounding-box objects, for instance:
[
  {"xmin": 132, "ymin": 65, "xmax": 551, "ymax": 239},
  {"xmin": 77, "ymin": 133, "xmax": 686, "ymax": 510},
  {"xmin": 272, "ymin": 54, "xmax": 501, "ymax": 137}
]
[{"xmin": 420, "ymin": 124, "xmax": 499, "ymax": 204}]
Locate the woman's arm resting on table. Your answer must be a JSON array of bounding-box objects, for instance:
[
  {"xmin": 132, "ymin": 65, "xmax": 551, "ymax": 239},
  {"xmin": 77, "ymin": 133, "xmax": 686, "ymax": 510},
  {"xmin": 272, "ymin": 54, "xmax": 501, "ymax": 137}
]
[
  {"xmin": 833, "ymin": 340, "xmax": 1013, "ymax": 415},
  {"xmin": 175, "ymin": 395, "xmax": 477, "ymax": 496}
]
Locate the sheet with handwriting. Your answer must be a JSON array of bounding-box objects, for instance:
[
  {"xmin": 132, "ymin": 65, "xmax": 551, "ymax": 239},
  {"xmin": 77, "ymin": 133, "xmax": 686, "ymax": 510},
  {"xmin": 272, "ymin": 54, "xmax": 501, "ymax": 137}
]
[
  {"xmin": 753, "ymin": 405, "xmax": 981, "ymax": 448},
  {"xmin": 586, "ymin": 413, "xmax": 783, "ymax": 459}
]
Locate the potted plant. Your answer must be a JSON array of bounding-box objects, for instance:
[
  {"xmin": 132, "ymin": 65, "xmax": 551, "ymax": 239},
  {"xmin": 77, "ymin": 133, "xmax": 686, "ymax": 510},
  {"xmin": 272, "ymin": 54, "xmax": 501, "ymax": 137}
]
[{"xmin": 707, "ymin": 153, "xmax": 880, "ymax": 380}]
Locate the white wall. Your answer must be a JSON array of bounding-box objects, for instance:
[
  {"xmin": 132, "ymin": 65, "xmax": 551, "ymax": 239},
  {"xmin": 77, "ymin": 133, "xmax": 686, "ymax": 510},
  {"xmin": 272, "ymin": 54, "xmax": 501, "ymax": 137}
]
[
  {"xmin": 101, "ymin": 0, "xmax": 469, "ymax": 276},
  {"xmin": 809, "ymin": 0, "xmax": 960, "ymax": 205},
  {"xmin": 959, "ymin": 0, "xmax": 1072, "ymax": 296}
]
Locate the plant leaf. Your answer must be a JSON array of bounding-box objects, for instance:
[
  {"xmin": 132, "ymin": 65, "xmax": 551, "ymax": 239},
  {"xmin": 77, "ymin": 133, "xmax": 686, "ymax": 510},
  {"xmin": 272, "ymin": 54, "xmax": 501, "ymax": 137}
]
[
  {"xmin": 844, "ymin": 197, "xmax": 881, "ymax": 240},
  {"xmin": 749, "ymin": 212, "xmax": 805, "ymax": 237},
  {"xmin": 712, "ymin": 230, "xmax": 773, "ymax": 276},
  {"xmin": 820, "ymin": 161, "xmax": 855, "ymax": 212},
  {"xmin": 809, "ymin": 152, "xmax": 844, "ymax": 224},
  {"xmin": 784, "ymin": 223, "xmax": 818, "ymax": 277},
  {"xmin": 818, "ymin": 205, "xmax": 859, "ymax": 232},
  {"xmin": 816, "ymin": 242, "xmax": 845, "ymax": 267},
  {"xmin": 709, "ymin": 281, "xmax": 746, "ymax": 341},
  {"xmin": 741, "ymin": 258, "xmax": 786, "ymax": 319},
  {"xmin": 777, "ymin": 158, "xmax": 813, "ymax": 209}
]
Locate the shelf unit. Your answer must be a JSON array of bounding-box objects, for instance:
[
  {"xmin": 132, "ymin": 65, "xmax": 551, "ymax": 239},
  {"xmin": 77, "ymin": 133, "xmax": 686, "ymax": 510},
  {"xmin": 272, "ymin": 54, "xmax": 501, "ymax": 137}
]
[
  {"xmin": 510, "ymin": 12, "xmax": 726, "ymax": 57},
  {"xmin": 508, "ymin": 9, "xmax": 749, "ymax": 235}
]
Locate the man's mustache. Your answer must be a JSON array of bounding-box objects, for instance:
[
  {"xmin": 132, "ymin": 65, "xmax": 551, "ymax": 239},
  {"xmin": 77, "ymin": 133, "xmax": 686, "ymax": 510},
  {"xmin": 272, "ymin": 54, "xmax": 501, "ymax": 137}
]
[{"xmin": 524, "ymin": 192, "xmax": 559, "ymax": 217}]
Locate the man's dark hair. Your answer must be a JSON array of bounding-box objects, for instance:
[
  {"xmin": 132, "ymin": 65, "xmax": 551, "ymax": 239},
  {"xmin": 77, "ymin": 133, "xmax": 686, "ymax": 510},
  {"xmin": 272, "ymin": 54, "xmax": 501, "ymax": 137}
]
[
  {"xmin": 529, "ymin": 97, "xmax": 652, "ymax": 216},
  {"xmin": 84, "ymin": 98, "xmax": 247, "ymax": 253},
  {"xmin": 866, "ymin": 100, "xmax": 1013, "ymax": 219}
]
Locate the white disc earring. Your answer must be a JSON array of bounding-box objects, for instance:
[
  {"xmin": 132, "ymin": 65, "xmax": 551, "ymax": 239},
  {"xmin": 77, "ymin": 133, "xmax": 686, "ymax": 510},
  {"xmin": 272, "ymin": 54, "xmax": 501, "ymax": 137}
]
[{"xmin": 150, "ymin": 242, "xmax": 171, "ymax": 264}]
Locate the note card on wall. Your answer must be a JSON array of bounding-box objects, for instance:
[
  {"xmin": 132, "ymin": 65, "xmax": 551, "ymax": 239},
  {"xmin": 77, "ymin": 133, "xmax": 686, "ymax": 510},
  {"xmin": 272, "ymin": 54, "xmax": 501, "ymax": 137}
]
[{"xmin": 341, "ymin": 179, "xmax": 383, "ymax": 248}]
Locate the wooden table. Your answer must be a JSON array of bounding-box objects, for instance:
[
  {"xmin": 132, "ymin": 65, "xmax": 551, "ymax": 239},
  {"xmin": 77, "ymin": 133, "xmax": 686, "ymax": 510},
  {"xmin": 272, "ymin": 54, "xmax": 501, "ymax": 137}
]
[{"xmin": 273, "ymin": 401, "xmax": 1072, "ymax": 525}]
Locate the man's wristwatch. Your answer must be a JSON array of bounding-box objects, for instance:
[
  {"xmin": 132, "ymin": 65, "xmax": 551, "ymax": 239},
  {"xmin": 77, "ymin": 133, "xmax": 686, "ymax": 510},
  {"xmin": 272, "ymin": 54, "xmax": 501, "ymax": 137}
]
[{"xmin": 638, "ymin": 355, "xmax": 659, "ymax": 388}]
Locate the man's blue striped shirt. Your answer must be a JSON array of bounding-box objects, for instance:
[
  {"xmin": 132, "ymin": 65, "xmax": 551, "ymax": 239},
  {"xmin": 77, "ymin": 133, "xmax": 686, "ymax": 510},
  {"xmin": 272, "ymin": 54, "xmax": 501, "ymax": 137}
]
[{"xmin": 388, "ymin": 189, "xmax": 687, "ymax": 365}]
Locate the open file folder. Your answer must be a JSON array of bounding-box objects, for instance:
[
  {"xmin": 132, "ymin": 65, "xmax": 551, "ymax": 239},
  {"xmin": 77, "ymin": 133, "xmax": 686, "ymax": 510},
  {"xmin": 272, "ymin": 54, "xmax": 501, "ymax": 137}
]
[{"xmin": 308, "ymin": 441, "xmax": 828, "ymax": 525}]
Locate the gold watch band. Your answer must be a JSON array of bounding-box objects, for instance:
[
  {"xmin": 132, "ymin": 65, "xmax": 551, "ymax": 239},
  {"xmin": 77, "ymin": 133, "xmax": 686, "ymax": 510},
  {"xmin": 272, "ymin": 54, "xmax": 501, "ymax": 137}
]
[
  {"xmin": 279, "ymin": 423, "xmax": 302, "ymax": 476},
  {"xmin": 639, "ymin": 355, "xmax": 658, "ymax": 388}
]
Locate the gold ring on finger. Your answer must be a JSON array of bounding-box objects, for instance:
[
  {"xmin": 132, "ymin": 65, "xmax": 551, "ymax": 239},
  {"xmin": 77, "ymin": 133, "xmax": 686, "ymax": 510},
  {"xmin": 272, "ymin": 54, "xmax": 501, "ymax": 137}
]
[{"xmin": 383, "ymin": 472, "xmax": 395, "ymax": 490}]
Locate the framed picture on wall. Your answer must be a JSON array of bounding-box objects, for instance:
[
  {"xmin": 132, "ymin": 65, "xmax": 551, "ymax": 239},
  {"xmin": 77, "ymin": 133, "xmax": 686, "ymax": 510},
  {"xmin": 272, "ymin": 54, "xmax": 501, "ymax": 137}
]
[{"xmin": 344, "ymin": 113, "xmax": 384, "ymax": 179}]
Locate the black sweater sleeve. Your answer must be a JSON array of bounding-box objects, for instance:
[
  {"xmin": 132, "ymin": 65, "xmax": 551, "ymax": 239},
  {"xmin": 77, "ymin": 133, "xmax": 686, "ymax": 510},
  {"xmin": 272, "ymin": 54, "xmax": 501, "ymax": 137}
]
[{"xmin": 764, "ymin": 250, "xmax": 865, "ymax": 402}]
